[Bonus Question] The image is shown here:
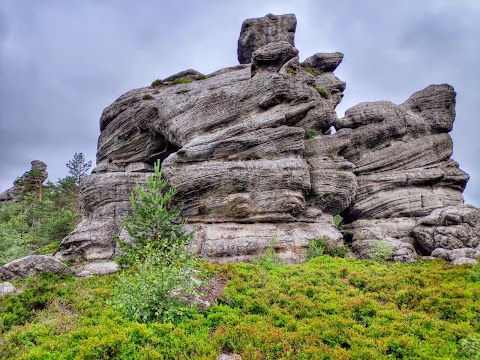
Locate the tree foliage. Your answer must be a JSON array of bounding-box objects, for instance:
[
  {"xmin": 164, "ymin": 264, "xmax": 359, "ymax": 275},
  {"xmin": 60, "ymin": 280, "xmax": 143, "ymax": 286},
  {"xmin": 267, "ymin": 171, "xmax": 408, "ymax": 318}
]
[
  {"xmin": 116, "ymin": 160, "xmax": 192, "ymax": 268},
  {"xmin": 113, "ymin": 160, "xmax": 197, "ymax": 323},
  {"xmin": 66, "ymin": 152, "xmax": 92, "ymax": 186}
]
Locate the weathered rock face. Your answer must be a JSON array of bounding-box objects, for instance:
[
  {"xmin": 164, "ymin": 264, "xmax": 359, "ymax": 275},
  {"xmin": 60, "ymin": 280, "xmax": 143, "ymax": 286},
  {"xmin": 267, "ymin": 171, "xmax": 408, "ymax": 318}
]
[
  {"xmin": 332, "ymin": 85, "xmax": 471, "ymax": 261},
  {"xmin": 0, "ymin": 255, "xmax": 71, "ymax": 281},
  {"xmin": 56, "ymin": 13, "xmax": 476, "ymax": 267},
  {"xmin": 238, "ymin": 13, "xmax": 296, "ymax": 64}
]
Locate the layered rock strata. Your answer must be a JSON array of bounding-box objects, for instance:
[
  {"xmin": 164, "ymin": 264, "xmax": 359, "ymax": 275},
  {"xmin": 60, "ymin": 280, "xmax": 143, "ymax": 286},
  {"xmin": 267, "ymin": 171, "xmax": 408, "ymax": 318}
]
[{"xmin": 55, "ymin": 13, "xmax": 477, "ymax": 266}]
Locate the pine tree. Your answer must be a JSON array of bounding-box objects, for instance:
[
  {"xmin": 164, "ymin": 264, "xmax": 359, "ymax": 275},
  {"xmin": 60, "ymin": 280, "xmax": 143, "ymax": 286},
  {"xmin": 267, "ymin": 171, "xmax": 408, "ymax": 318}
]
[
  {"xmin": 66, "ymin": 153, "xmax": 92, "ymax": 187},
  {"xmin": 116, "ymin": 160, "xmax": 192, "ymax": 268}
]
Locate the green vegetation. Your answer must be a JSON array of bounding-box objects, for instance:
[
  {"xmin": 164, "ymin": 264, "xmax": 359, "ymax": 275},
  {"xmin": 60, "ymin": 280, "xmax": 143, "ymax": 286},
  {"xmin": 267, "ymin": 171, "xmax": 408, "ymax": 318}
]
[
  {"xmin": 151, "ymin": 79, "xmax": 162, "ymax": 87},
  {"xmin": 305, "ymin": 67, "xmax": 320, "ymax": 76},
  {"xmin": 370, "ymin": 241, "xmax": 395, "ymax": 261},
  {"xmin": 316, "ymin": 86, "xmax": 330, "ymax": 99},
  {"xmin": 113, "ymin": 160, "xmax": 197, "ymax": 323},
  {"xmin": 334, "ymin": 214, "xmax": 343, "ymax": 228},
  {"xmin": 142, "ymin": 94, "xmax": 154, "ymax": 100},
  {"xmin": 305, "ymin": 238, "xmax": 349, "ymax": 260},
  {"xmin": 304, "ymin": 129, "xmax": 322, "ymax": 139},
  {"xmin": 0, "ymin": 153, "xmax": 92, "ymax": 265},
  {"xmin": 285, "ymin": 67, "xmax": 296, "ymax": 74},
  {"xmin": 196, "ymin": 74, "xmax": 208, "ymax": 80},
  {"xmin": 1, "ymin": 259, "xmax": 479, "ymax": 359},
  {"xmin": 171, "ymin": 78, "xmax": 193, "ymax": 85},
  {"xmin": 208, "ymin": 86, "xmax": 217, "ymax": 90}
]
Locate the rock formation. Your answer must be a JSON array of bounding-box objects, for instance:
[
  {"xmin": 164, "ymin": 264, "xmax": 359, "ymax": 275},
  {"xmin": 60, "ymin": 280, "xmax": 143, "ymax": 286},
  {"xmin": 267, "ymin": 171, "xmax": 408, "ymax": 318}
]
[
  {"xmin": 54, "ymin": 13, "xmax": 478, "ymax": 267},
  {"xmin": 0, "ymin": 160, "xmax": 48, "ymax": 202}
]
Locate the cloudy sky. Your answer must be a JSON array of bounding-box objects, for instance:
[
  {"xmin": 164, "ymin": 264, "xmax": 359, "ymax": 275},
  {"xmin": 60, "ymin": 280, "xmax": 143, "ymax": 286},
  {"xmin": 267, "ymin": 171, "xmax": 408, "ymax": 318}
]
[{"xmin": 1, "ymin": 0, "xmax": 479, "ymax": 206}]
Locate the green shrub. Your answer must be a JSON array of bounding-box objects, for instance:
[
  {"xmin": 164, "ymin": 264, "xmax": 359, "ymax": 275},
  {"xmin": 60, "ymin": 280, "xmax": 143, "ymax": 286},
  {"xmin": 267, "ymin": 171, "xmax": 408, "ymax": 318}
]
[
  {"xmin": 304, "ymin": 129, "xmax": 322, "ymax": 139},
  {"xmin": 285, "ymin": 67, "xmax": 296, "ymax": 74},
  {"xmin": 305, "ymin": 67, "xmax": 319, "ymax": 76},
  {"xmin": 253, "ymin": 239, "xmax": 279, "ymax": 268},
  {"xmin": 315, "ymin": 86, "xmax": 330, "ymax": 99},
  {"xmin": 113, "ymin": 160, "xmax": 197, "ymax": 323},
  {"xmin": 333, "ymin": 214, "xmax": 343, "ymax": 228},
  {"xmin": 112, "ymin": 243, "xmax": 197, "ymax": 324},
  {"xmin": 208, "ymin": 86, "xmax": 217, "ymax": 90},
  {"xmin": 37, "ymin": 241, "xmax": 61, "ymax": 255},
  {"xmin": 306, "ymin": 238, "xmax": 348, "ymax": 260},
  {"xmin": 142, "ymin": 94, "xmax": 153, "ymax": 100},
  {"xmin": 460, "ymin": 336, "xmax": 480, "ymax": 359},
  {"xmin": 171, "ymin": 78, "xmax": 193, "ymax": 85},
  {"xmin": 151, "ymin": 79, "xmax": 161, "ymax": 87},
  {"xmin": 370, "ymin": 241, "xmax": 394, "ymax": 261},
  {"xmin": 196, "ymin": 74, "xmax": 207, "ymax": 80},
  {"xmin": 116, "ymin": 160, "xmax": 192, "ymax": 268}
]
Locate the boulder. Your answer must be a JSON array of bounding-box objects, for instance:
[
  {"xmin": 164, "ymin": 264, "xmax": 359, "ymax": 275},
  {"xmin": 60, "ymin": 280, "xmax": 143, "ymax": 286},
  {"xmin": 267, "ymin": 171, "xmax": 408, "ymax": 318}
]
[
  {"xmin": 412, "ymin": 205, "xmax": 480, "ymax": 253},
  {"xmin": 0, "ymin": 282, "xmax": 16, "ymax": 296},
  {"xmin": 237, "ymin": 13, "xmax": 296, "ymax": 64},
  {"xmin": 251, "ymin": 41, "xmax": 299, "ymax": 76},
  {"xmin": 301, "ymin": 52, "xmax": 344, "ymax": 72},
  {"xmin": 70, "ymin": 261, "xmax": 119, "ymax": 277},
  {"xmin": 0, "ymin": 255, "xmax": 71, "ymax": 281}
]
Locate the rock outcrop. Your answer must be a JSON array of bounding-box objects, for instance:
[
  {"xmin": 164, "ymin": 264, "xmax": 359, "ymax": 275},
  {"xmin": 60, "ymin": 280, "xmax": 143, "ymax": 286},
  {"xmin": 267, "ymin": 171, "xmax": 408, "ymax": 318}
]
[
  {"xmin": 0, "ymin": 255, "xmax": 72, "ymax": 281},
  {"xmin": 54, "ymin": 13, "xmax": 477, "ymax": 267},
  {"xmin": 0, "ymin": 160, "xmax": 48, "ymax": 202},
  {"xmin": 238, "ymin": 13, "xmax": 296, "ymax": 64}
]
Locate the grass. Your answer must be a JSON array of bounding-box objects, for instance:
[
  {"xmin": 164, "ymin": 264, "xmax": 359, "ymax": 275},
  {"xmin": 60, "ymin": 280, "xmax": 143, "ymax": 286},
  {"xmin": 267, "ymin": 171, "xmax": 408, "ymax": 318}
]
[
  {"xmin": 151, "ymin": 79, "xmax": 162, "ymax": 87},
  {"xmin": 1, "ymin": 258, "xmax": 479, "ymax": 359},
  {"xmin": 285, "ymin": 67, "xmax": 296, "ymax": 74},
  {"xmin": 316, "ymin": 86, "xmax": 330, "ymax": 99},
  {"xmin": 142, "ymin": 94, "xmax": 153, "ymax": 100},
  {"xmin": 305, "ymin": 67, "xmax": 320, "ymax": 76},
  {"xmin": 171, "ymin": 78, "xmax": 193, "ymax": 85},
  {"xmin": 305, "ymin": 129, "xmax": 322, "ymax": 139},
  {"xmin": 196, "ymin": 74, "xmax": 207, "ymax": 80}
]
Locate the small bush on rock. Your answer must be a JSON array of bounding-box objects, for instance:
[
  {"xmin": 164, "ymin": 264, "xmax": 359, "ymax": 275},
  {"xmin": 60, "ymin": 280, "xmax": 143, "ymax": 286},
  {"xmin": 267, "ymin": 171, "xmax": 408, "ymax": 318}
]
[
  {"xmin": 370, "ymin": 241, "xmax": 394, "ymax": 261},
  {"xmin": 171, "ymin": 78, "xmax": 193, "ymax": 85},
  {"xmin": 305, "ymin": 129, "xmax": 322, "ymax": 139},
  {"xmin": 315, "ymin": 86, "xmax": 330, "ymax": 99},
  {"xmin": 306, "ymin": 238, "xmax": 348, "ymax": 260},
  {"xmin": 142, "ymin": 94, "xmax": 153, "ymax": 100}
]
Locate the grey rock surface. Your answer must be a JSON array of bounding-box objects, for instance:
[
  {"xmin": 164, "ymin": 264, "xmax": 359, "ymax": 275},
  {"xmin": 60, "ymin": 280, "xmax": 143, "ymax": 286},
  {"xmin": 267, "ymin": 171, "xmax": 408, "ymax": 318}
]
[
  {"xmin": 0, "ymin": 255, "xmax": 72, "ymax": 281},
  {"xmin": 54, "ymin": 13, "xmax": 473, "ymax": 269},
  {"xmin": 238, "ymin": 13, "xmax": 296, "ymax": 64},
  {"xmin": 70, "ymin": 261, "xmax": 119, "ymax": 277},
  {"xmin": 0, "ymin": 187, "xmax": 15, "ymax": 202},
  {"xmin": 413, "ymin": 205, "xmax": 480, "ymax": 253},
  {"xmin": 452, "ymin": 257, "xmax": 477, "ymax": 266},
  {"xmin": 0, "ymin": 282, "xmax": 16, "ymax": 296},
  {"xmin": 301, "ymin": 52, "xmax": 344, "ymax": 72}
]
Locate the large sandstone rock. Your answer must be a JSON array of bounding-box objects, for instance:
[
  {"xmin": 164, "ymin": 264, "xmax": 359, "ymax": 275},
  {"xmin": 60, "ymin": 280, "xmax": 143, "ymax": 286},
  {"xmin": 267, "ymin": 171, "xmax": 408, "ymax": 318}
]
[
  {"xmin": 412, "ymin": 205, "xmax": 480, "ymax": 253},
  {"xmin": 0, "ymin": 255, "xmax": 71, "ymax": 281},
  {"xmin": 55, "ymin": 13, "xmax": 473, "ymax": 269},
  {"xmin": 57, "ymin": 13, "xmax": 348, "ymax": 267},
  {"xmin": 237, "ymin": 13, "xmax": 296, "ymax": 64}
]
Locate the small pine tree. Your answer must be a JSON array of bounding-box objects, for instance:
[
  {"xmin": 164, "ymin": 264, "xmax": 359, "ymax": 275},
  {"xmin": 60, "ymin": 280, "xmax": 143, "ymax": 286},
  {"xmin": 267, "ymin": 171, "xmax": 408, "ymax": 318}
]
[
  {"xmin": 112, "ymin": 160, "xmax": 197, "ymax": 323},
  {"xmin": 66, "ymin": 153, "xmax": 92, "ymax": 187},
  {"xmin": 116, "ymin": 160, "xmax": 192, "ymax": 268}
]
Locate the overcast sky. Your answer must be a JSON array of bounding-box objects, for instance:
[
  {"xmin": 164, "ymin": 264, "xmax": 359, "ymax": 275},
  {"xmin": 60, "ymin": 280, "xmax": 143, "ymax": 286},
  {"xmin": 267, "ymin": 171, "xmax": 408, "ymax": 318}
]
[{"xmin": 1, "ymin": 0, "xmax": 478, "ymax": 206}]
